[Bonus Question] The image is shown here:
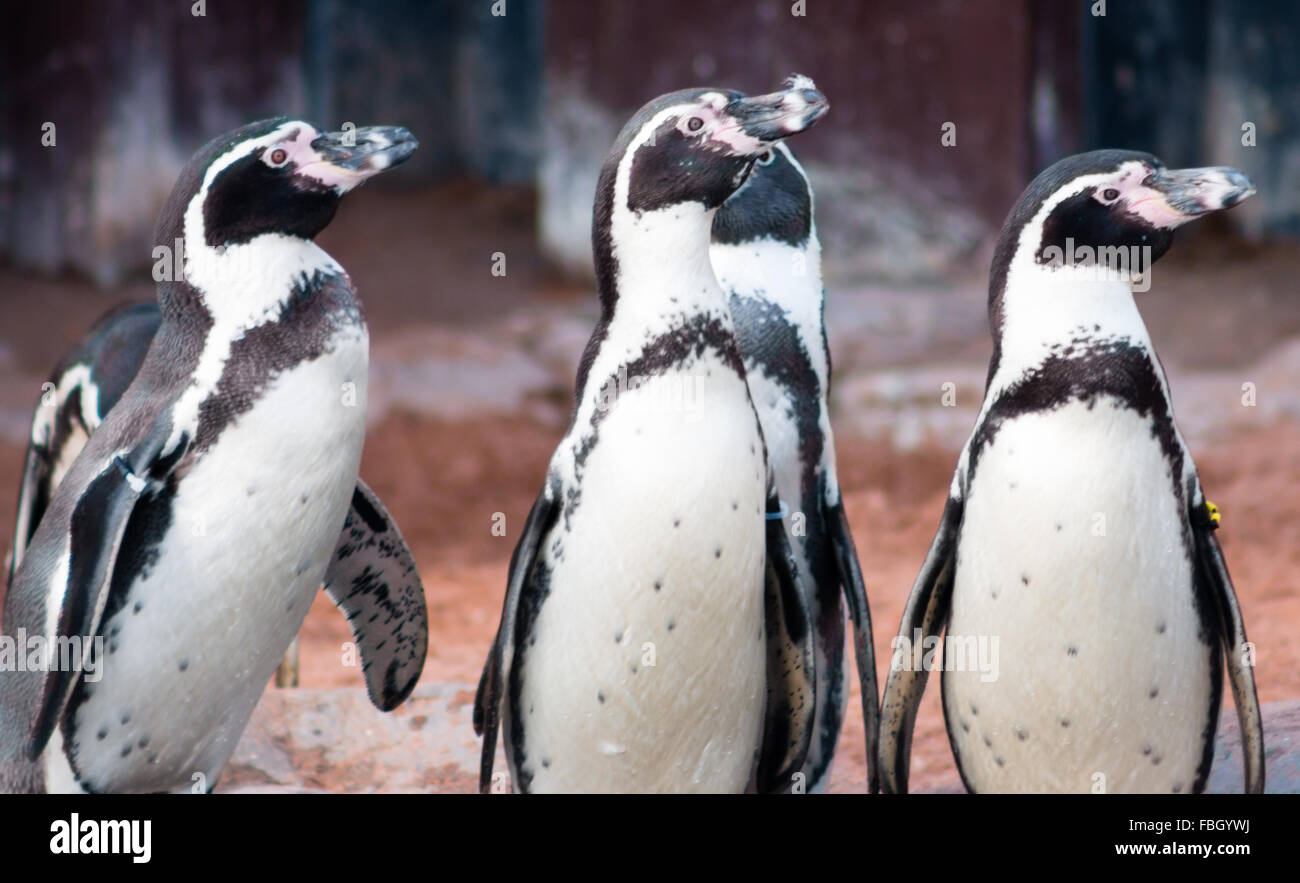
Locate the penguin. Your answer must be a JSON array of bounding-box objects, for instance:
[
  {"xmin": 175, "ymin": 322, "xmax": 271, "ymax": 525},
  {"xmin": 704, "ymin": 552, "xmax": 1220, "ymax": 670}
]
[
  {"xmin": 6, "ymin": 297, "xmax": 420, "ymax": 691},
  {"xmin": 709, "ymin": 141, "xmax": 878, "ymax": 793},
  {"xmin": 474, "ymin": 78, "xmax": 829, "ymax": 793},
  {"xmin": 0, "ymin": 118, "xmax": 429, "ymax": 793},
  {"xmin": 878, "ymin": 149, "xmax": 1266, "ymax": 794}
]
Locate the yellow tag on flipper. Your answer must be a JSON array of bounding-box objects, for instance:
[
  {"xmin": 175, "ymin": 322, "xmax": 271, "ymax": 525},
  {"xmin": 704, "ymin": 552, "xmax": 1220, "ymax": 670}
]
[{"xmin": 1206, "ymin": 500, "xmax": 1221, "ymax": 526}]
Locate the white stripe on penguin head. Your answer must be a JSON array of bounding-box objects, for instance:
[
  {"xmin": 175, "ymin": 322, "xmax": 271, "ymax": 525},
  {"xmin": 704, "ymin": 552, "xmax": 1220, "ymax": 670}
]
[{"xmin": 168, "ymin": 121, "xmax": 345, "ymax": 456}]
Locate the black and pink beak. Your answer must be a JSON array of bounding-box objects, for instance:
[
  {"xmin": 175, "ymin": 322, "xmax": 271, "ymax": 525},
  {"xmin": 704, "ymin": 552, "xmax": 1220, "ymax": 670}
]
[
  {"xmin": 727, "ymin": 75, "xmax": 829, "ymax": 144},
  {"xmin": 304, "ymin": 125, "xmax": 419, "ymax": 191},
  {"xmin": 1129, "ymin": 165, "xmax": 1256, "ymax": 228}
]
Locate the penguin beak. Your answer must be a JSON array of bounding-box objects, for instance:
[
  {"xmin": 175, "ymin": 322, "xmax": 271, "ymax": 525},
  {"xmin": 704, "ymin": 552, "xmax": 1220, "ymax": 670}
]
[
  {"xmin": 1126, "ymin": 166, "xmax": 1255, "ymax": 228},
  {"xmin": 723, "ymin": 76, "xmax": 829, "ymax": 146},
  {"xmin": 301, "ymin": 125, "xmax": 419, "ymax": 192}
]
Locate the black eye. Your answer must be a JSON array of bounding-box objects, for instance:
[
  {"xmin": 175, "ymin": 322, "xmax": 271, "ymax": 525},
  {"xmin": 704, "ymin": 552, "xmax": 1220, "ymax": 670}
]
[
  {"xmin": 269, "ymin": 148, "xmax": 288, "ymax": 165},
  {"xmin": 687, "ymin": 117, "xmax": 704, "ymax": 132},
  {"xmin": 1103, "ymin": 188, "xmax": 1120, "ymax": 201},
  {"xmin": 757, "ymin": 151, "xmax": 774, "ymax": 166}
]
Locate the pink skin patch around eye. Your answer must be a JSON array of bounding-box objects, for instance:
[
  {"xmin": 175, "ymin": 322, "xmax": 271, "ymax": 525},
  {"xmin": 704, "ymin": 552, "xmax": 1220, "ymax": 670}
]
[
  {"xmin": 272, "ymin": 125, "xmax": 370, "ymax": 193},
  {"xmin": 1123, "ymin": 187, "xmax": 1190, "ymax": 229},
  {"xmin": 269, "ymin": 126, "xmax": 318, "ymax": 167},
  {"xmin": 679, "ymin": 101, "xmax": 767, "ymax": 155},
  {"xmin": 708, "ymin": 124, "xmax": 767, "ymax": 156}
]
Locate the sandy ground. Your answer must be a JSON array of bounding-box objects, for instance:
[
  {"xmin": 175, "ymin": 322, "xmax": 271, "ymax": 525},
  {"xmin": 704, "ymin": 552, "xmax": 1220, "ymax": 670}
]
[{"xmin": 0, "ymin": 183, "xmax": 1295, "ymax": 792}]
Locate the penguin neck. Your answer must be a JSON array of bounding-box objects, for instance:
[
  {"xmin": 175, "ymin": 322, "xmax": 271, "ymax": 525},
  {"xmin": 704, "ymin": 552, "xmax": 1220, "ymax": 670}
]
[
  {"xmin": 573, "ymin": 199, "xmax": 737, "ymax": 420},
  {"xmin": 711, "ymin": 232, "xmax": 824, "ymax": 331},
  {"xmin": 153, "ymin": 172, "xmax": 345, "ymax": 327},
  {"xmin": 600, "ymin": 200, "xmax": 729, "ymax": 331},
  {"xmin": 157, "ymin": 231, "xmax": 343, "ymax": 330},
  {"xmin": 988, "ymin": 263, "xmax": 1155, "ymax": 397}
]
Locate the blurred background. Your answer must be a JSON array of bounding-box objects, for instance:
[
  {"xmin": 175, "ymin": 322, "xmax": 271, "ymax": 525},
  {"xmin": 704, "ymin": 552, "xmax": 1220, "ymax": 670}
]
[
  {"xmin": 0, "ymin": 1, "xmax": 1297, "ymax": 792},
  {"xmin": 4, "ymin": 1, "xmax": 1299, "ymax": 281}
]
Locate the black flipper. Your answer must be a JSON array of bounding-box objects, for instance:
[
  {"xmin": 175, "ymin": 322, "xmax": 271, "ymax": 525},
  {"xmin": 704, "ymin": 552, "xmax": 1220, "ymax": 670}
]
[
  {"xmin": 756, "ymin": 486, "xmax": 817, "ymax": 793},
  {"xmin": 323, "ymin": 479, "xmax": 428, "ymax": 712},
  {"xmin": 878, "ymin": 492, "xmax": 964, "ymax": 794},
  {"xmin": 27, "ymin": 421, "xmax": 187, "ymax": 759},
  {"xmin": 11, "ymin": 379, "xmax": 98, "ymax": 588},
  {"xmin": 824, "ymin": 496, "xmax": 880, "ymax": 794},
  {"xmin": 9, "ymin": 301, "xmax": 160, "ymax": 587},
  {"xmin": 1190, "ymin": 498, "xmax": 1265, "ymax": 794},
  {"xmin": 10, "ymin": 430, "xmax": 56, "ymax": 587},
  {"xmin": 473, "ymin": 487, "xmax": 559, "ymax": 794}
]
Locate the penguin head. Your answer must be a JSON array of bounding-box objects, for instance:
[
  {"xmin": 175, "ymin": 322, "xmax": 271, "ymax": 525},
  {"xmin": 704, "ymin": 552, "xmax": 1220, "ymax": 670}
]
[
  {"xmin": 158, "ymin": 117, "xmax": 418, "ymax": 252},
  {"xmin": 712, "ymin": 142, "xmax": 815, "ymax": 249},
  {"xmin": 600, "ymin": 76, "xmax": 828, "ymax": 217},
  {"xmin": 996, "ymin": 149, "xmax": 1255, "ymax": 286}
]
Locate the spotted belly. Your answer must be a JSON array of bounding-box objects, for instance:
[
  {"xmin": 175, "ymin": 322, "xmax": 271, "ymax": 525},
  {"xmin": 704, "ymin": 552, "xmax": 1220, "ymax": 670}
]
[
  {"xmin": 50, "ymin": 339, "xmax": 368, "ymax": 793},
  {"xmin": 943, "ymin": 399, "xmax": 1218, "ymax": 794},
  {"xmin": 514, "ymin": 367, "xmax": 769, "ymax": 793}
]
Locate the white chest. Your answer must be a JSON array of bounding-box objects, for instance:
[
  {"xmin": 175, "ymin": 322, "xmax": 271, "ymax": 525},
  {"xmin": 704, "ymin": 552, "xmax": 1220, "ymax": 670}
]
[
  {"xmin": 51, "ymin": 328, "xmax": 369, "ymax": 793},
  {"xmin": 515, "ymin": 363, "xmax": 769, "ymax": 793},
  {"xmin": 944, "ymin": 398, "xmax": 1214, "ymax": 793}
]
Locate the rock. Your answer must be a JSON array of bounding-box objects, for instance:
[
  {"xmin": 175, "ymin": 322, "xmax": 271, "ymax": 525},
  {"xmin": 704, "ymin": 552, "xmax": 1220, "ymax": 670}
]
[
  {"xmin": 535, "ymin": 77, "xmax": 618, "ymax": 284},
  {"xmin": 223, "ymin": 684, "xmax": 504, "ymax": 794},
  {"xmin": 808, "ymin": 162, "xmax": 988, "ymax": 285},
  {"xmin": 1167, "ymin": 338, "xmax": 1300, "ymax": 442},
  {"xmin": 365, "ymin": 310, "xmax": 593, "ymax": 427},
  {"xmin": 223, "ymin": 686, "xmax": 1300, "ymax": 793},
  {"xmin": 834, "ymin": 364, "xmax": 986, "ymax": 451},
  {"xmin": 1208, "ymin": 698, "xmax": 1300, "ymax": 794}
]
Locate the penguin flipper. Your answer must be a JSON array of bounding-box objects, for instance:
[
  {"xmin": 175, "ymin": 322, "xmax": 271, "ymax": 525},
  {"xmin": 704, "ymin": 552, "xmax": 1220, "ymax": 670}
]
[
  {"xmin": 27, "ymin": 421, "xmax": 187, "ymax": 759},
  {"xmin": 474, "ymin": 487, "xmax": 558, "ymax": 794},
  {"xmin": 1191, "ymin": 501, "xmax": 1265, "ymax": 794},
  {"xmin": 824, "ymin": 497, "xmax": 880, "ymax": 794},
  {"xmin": 11, "ymin": 366, "xmax": 101, "ymax": 589},
  {"xmin": 878, "ymin": 493, "xmax": 963, "ymax": 794},
  {"xmin": 322, "ymin": 479, "xmax": 428, "ymax": 712},
  {"xmin": 756, "ymin": 486, "xmax": 817, "ymax": 793},
  {"xmin": 10, "ymin": 301, "xmax": 161, "ymax": 588},
  {"xmin": 10, "ymin": 422, "xmax": 57, "ymax": 589}
]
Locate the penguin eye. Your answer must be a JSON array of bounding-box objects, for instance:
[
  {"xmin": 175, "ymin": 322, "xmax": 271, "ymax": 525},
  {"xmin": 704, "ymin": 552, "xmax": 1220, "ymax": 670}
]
[
  {"xmin": 687, "ymin": 117, "xmax": 704, "ymax": 132},
  {"xmin": 1102, "ymin": 187, "xmax": 1120, "ymax": 202},
  {"xmin": 757, "ymin": 150, "xmax": 774, "ymax": 166},
  {"xmin": 267, "ymin": 148, "xmax": 289, "ymax": 167}
]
